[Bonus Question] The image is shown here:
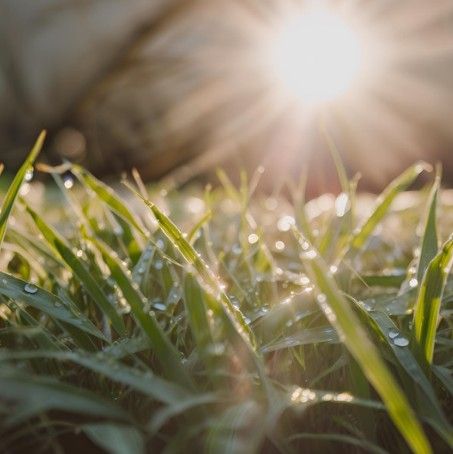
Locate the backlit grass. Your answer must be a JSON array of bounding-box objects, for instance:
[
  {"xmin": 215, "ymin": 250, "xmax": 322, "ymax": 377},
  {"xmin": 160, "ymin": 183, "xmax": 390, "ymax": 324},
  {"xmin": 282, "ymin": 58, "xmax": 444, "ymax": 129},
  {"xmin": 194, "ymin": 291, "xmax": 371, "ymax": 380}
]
[{"xmin": 0, "ymin": 134, "xmax": 452, "ymax": 453}]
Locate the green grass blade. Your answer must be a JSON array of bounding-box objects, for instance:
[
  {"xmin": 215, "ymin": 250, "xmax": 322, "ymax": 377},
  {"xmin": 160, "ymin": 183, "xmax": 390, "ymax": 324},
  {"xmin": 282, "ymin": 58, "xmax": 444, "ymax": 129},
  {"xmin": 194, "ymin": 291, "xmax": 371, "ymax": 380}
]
[
  {"xmin": 73, "ymin": 165, "xmax": 146, "ymax": 236},
  {"xmin": 346, "ymin": 162, "xmax": 429, "ymax": 257},
  {"xmin": 412, "ymin": 235, "xmax": 453, "ymax": 365},
  {"xmin": 91, "ymin": 237, "xmax": 193, "ymax": 389},
  {"xmin": 0, "ymin": 350, "xmax": 189, "ymax": 405},
  {"xmin": 183, "ymin": 273, "xmax": 214, "ymax": 354},
  {"xmin": 188, "ymin": 210, "xmax": 212, "ymax": 244},
  {"xmin": 124, "ymin": 183, "xmax": 255, "ymax": 348},
  {"xmin": 24, "ymin": 205, "xmax": 126, "ymax": 336},
  {"xmin": 261, "ymin": 326, "xmax": 339, "ymax": 353},
  {"xmin": 354, "ymin": 307, "xmax": 453, "ymax": 445},
  {"xmin": 0, "ymin": 367, "xmax": 127, "ymax": 425},
  {"xmin": 294, "ymin": 229, "xmax": 431, "ymax": 454},
  {"xmin": 0, "ymin": 271, "xmax": 105, "ymax": 340},
  {"xmin": 0, "ymin": 131, "xmax": 46, "ymax": 251},
  {"xmin": 416, "ymin": 170, "xmax": 440, "ymax": 283},
  {"xmin": 82, "ymin": 423, "xmax": 145, "ymax": 454}
]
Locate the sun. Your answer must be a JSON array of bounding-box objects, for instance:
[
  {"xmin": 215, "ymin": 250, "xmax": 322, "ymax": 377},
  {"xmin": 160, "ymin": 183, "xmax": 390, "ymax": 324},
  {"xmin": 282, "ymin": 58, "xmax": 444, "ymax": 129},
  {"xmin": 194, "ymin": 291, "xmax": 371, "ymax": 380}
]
[{"xmin": 269, "ymin": 7, "xmax": 363, "ymax": 104}]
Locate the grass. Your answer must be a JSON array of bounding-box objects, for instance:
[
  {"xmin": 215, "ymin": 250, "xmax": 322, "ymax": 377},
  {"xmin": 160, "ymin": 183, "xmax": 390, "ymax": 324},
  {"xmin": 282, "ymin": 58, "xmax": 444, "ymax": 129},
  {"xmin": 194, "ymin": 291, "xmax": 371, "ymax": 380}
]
[{"xmin": 0, "ymin": 134, "xmax": 452, "ymax": 453}]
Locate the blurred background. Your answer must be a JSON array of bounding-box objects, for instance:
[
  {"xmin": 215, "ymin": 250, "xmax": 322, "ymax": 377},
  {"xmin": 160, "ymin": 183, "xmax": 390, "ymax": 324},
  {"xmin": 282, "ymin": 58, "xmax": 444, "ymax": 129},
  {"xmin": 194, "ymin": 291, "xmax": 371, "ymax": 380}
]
[{"xmin": 1, "ymin": 0, "xmax": 453, "ymax": 193}]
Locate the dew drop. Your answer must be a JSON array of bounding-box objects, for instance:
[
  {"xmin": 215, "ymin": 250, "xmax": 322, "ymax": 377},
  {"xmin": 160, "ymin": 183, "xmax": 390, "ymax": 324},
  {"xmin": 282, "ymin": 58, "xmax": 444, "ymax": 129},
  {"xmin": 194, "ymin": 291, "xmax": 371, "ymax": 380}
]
[
  {"xmin": 113, "ymin": 226, "xmax": 123, "ymax": 236},
  {"xmin": 24, "ymin": 168, "xmax": 34, "ymax": 182},
  {"xmin": 275, "ymin": 240, "xmax": 285, "ymax": 251},
  {"xmin": 63, "ymin": 177, "xmax": 74, "ymax": 189},
  {"xmin": 153, "ymin": 302, "xmax": 167, "ymax": 311},
  {"xmin": 388, "ymin": 329, "xmax": 399, "ymax": 339},
  {"xmin": 232, "ymin": 244, "xmax": 242, "ymax": 255},
  {"xmin": 393, "ymin": 337, "xmax": 409, "ymax": 347},
  {"xmin": 248, "ymin": 233, "xmax": 259, "ymax": 245},
  {"xmin": 409, "ymin": 278, "xmax": 418, "ymax": 288},
  {"xmin": 317, "ymin": 293, "xmax": 327, "ymax": 304},
  {"xmin": 24, "ymin": 283, "xmax": 38, "ymax": 294},
  {"xmin": 304, "ymin": 249, "xmax": 317, "ymax": 260},
  {"xmin": 154, "ymin": 260, "xmax": 163, "ymax": 270},
  {"xmin": 277, "ymin": 215, "xmax": 295, "ymax": 232}
]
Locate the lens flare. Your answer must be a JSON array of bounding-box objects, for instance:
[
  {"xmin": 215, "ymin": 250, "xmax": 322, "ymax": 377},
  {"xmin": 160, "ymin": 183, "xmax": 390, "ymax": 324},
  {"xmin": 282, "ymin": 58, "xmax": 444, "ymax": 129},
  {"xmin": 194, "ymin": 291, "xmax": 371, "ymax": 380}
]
[{"xmin": 269, "ymin": 8, "xmax": 362, "ymax": 104}]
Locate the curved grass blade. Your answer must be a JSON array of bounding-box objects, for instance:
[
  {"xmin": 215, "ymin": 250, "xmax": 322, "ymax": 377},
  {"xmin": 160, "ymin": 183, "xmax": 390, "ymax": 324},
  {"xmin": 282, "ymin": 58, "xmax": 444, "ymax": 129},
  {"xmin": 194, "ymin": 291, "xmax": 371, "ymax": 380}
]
[
  {"xmin": 0, "ymin": 131, "xmax": 46, "ymax": 251},
  {"xmin": 123, "ymin": 183, "xmax": 255, "ymax": 348},
  {"xmin": 0, "ymin": 350, "xmax": 190, "ymax": 405},
  {"xmin": 0, "ymin": 366, "xmax": 127, "ymax": 425},
  {"xmin": 91, "ymin": 237, "xmax": 193, "ymax": 389},
  {"xmin": 344, "ymin": 162, "xmax": 429, "ymax": 259},
  {"xmin": 294, "ymin": 229, "xmax": 431, "ymax": 454},
  {"xmin": 82, "ymin": 423, "xmax": 145, "ymax": 454},
  {"xmin": 73, "ymin": 165, "xmax": 146, "ymax": 236},
  {"xmin": 260, "ymin": 326, "xmax": 339, "ymax": 353},
  {"xmin": 24, "ymin": 205, "xmax": 126, "ymax": 335},
  {"xmin": 183, "ymin": 273, "xmax": 214, "ymax": 355},
  {"xmin": 354, "ymin": 307, "xmax": 453, "ymax": 445},
  {"xmin": 0, "ymin": 271, "xmax": 105, "ymax": 340},
  {"xmin": 188, "ymin": 210, "xmax": 212, "ymax": 244},
  {"xmin": 416, "ymin": 170, "xmax": 441, "ymax": 282},
  {"xmin": 412, "ymin": 235, "xmax": 453, "ymax": 366}
]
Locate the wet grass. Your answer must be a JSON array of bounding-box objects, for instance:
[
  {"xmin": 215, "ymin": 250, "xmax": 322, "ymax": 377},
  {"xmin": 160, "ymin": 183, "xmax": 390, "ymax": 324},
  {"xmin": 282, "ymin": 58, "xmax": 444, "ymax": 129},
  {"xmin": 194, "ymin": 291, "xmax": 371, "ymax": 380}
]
[{"xmin": 0, "ymin": 134, "xmax": 452, "ymax": 453}]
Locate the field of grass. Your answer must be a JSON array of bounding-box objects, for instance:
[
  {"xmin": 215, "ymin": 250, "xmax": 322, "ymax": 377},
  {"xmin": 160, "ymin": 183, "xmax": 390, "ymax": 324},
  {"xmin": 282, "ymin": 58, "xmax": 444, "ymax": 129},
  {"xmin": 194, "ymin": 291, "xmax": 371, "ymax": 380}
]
[{"xmin": 0, "ymin": 133, "xmax": 452, "ymax": 453}]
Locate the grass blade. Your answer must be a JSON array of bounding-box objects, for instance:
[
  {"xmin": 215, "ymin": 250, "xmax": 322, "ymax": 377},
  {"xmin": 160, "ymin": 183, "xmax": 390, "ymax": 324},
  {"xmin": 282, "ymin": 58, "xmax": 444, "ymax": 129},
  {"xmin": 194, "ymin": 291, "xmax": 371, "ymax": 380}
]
[
  {"xmin": 91, "ymin": 237, "xmax": 193, "ymax": 389},
  {"xmin": 82, "ymin": 423, "xmax": 145, "ymax": 454},
  {"xmin": 0, "ymin": 367, "xmax": 127, "ymax": 425},
  {"xmin": 123, "ymin": 183, "xmax": 255, "ymax": 348},
  {"xmin": 25, "ymin": 205, "xmax": 126, "ymax": 336},
  {"xmin": 345, "ymin": 162, "xmax": 429, "ymax": 258},
  {"xmin": 353, "ymin": 306, "xmax": 453, "ymax": 445},
  {"xmin": 0, "ymin": 131, "xmax": 46, "ymax": 251},
  {"xmin": 0, "ymin": 350, "xmax": 189, "ymax": 405},
  {"xmin": 73, "ymin": 165, "xmax": 146, "ymax": 236},
  {"xmin": 0, "ymin": 271, "xmax": 105, "ymax": 340},
  {"xmin": 294, "ymin": 229, "xmax": 431, "ymax": 454},
  {"xmin": 416, "ymin": 169, "xmax": 441, "ymax": 283},
  {"xmin": 412, "ymin": 235, "xmax": 453, "ymax": 365}
]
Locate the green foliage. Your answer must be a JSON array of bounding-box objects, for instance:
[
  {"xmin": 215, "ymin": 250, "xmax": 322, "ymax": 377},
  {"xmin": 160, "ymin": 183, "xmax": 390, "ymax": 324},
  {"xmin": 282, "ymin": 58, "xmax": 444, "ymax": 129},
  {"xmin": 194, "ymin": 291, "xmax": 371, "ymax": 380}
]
[{"xmin": 0, "ymin": 134, "xmax": 452, "ymax": 453}]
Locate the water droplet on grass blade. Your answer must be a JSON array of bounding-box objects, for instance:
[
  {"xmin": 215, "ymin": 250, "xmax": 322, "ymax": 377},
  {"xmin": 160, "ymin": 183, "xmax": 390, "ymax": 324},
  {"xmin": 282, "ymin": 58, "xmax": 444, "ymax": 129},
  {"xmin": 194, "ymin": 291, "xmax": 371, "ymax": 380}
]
[
  {"xmin": 25, "ymin": 168, "xmax": 34, "ymax": 182},
  {"xmin": 24, "ymin": 283, "xmax": 38, "ymax": 294},
  {"xmin": 232, "ymin": 244, "xmax": 242, "ymax": 255},
  {"xmin": 63, "ymin": 177, "xmax": 74, "ymax": 189},
  {"xmin": 409, "ymin": 278, "xmax": 418, "ymax": 288},
  {"xmin": 248, "ymin": 233, "xmax": 259, "ymax": 244},
  {"xmin": 154, "ymin": 260, "xmax": 163, "ymax": 270},
  {"xmin": 153, "ymin": 302, "xmax": 167, "ymax": 311},
  {"xmin": 388, "ymin": 329, "xmax": 399, "ymax": 339},
  {"xmin": 393, "ymin": 336, "xmax": 409, "ymax": 347}
]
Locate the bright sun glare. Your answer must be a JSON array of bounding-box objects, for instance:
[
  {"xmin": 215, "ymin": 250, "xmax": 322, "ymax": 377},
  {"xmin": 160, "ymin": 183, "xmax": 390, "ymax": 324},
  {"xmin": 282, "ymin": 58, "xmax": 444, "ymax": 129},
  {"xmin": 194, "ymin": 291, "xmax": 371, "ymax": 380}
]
[{"xmin": 270, "ymin": 8, "xmax": 362, "ymax": 104}]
